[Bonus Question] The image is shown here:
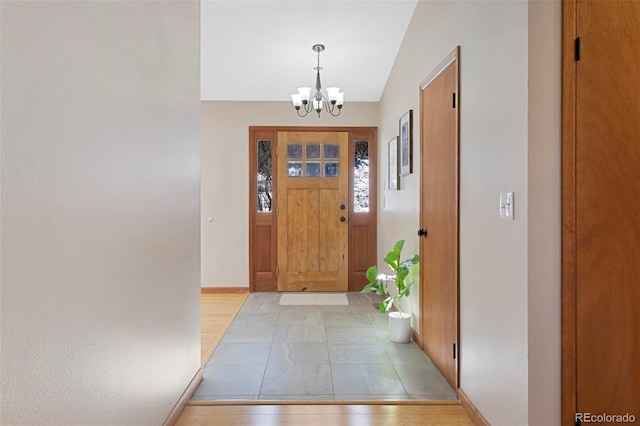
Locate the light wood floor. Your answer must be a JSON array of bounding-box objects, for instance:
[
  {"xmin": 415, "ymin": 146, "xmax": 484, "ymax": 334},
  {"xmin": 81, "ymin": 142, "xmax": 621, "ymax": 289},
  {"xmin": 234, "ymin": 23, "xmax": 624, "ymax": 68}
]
[
  {"xmin": 200, "ymin": 293, "xmax": 248, "ymax": 365},
  {"xmin": 177, "ymin": 404, "xmax": 474, "ymax": 425},
  {"xmin": 177, "ymin": 293, "xmax": 475, "ymax": 426}
]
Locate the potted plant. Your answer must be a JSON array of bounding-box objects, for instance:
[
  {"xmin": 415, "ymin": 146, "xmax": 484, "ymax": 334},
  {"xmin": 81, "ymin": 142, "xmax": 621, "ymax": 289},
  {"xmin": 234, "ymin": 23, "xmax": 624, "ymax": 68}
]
[{"xmin": 361, "ymin": 239, "xmax": 419, "ymax": 343}]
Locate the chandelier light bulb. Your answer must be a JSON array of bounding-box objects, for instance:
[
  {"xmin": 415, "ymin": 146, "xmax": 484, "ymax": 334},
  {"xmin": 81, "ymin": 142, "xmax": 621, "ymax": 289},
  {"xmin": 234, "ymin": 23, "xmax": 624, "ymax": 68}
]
[
  {"xmin": 297, "ymin": 87, "xmax": 311, "ymax": 103},
  {"xmin": 326, "ymin": 87, "xmax": 340, "ymax": 103},
  {"xmin": 290, "ymin": 94, "xmax": 302, "ymax": 108}
]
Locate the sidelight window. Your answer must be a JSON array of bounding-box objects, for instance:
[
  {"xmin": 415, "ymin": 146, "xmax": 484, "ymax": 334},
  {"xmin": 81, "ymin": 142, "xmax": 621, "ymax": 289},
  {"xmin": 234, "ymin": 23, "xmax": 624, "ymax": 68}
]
[
  {"xmin": 354, "ymin": 140, "xmax": 369, "ymax": 212},
  {"xmin": 257, "ymin": 140, "xmax": 273, "ymax": 212}
]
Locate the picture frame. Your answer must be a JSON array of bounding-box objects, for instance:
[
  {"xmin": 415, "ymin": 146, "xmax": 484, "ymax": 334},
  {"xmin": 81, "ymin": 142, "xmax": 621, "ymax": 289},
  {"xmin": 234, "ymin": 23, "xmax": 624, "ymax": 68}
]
[
  {"xmin": 399, "ymin": 110, "xmax": 413, "ymax": 176},
  {"xmin": 388, "ymin": 136, "xmax": 399, "ymax": 190}
]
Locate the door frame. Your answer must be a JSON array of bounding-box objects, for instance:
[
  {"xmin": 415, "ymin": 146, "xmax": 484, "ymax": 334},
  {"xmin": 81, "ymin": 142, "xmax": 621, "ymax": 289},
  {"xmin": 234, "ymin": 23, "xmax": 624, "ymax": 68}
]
[
  {"xmin": 249, "ymin": 126, "xmax": 377, "ymax": 292},
  {"xmin": 561, "ymin": 1, "xmax": 577, "ymax": 423},
  {"xmin": 417, "ymin": 47, "xmax": 460, "ymax": 390}
]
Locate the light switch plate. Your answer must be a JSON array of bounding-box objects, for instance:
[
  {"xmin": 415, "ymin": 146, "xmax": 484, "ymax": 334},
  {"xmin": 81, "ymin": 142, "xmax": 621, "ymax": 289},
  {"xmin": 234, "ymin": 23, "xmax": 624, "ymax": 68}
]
[{"xmin": 500, "ymin": 192, "xmax": 514, "ymax": 220}]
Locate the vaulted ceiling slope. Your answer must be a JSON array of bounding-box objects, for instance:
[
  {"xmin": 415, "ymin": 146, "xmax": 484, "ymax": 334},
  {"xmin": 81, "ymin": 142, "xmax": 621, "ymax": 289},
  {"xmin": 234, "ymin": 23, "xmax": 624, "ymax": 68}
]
[{"xmin": 201, "ymin": 0, "xmax": 418, "ymax": 102}]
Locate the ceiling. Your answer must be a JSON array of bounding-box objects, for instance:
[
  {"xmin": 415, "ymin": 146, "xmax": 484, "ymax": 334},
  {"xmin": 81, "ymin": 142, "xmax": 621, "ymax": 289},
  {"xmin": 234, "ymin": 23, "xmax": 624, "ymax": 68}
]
[{"xmin": 201, "ymin": 0, "xmax": 418, "ymax": 102}]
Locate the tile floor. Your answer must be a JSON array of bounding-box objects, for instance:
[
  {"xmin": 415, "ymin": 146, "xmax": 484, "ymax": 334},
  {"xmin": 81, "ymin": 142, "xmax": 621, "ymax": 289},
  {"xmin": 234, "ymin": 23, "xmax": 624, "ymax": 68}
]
[{"xmin": 192, "ymin": 292, "xmax": 456, "ymax": 401}]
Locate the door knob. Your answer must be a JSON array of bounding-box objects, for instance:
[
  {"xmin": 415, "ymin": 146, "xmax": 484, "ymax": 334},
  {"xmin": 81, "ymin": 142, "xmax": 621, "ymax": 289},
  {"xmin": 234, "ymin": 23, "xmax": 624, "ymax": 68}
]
[
  {"xmin": 340, "ymin": 216, "xmax": 346, "ymax": 222},
  {"xmin": 417, "ymin": 228, "xmax": 428, "ymax": 237}
]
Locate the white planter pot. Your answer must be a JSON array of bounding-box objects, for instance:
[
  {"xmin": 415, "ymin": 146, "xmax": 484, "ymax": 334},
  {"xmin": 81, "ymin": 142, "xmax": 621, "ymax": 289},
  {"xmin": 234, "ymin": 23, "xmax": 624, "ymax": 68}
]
[{"xmin": 388, "ymin": 311, "xmax": 411, "ymax": 343}]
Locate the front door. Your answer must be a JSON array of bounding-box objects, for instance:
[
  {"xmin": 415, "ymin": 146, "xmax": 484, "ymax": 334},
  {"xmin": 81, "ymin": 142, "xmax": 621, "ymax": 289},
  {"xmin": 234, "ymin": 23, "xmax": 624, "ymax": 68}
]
[
  {"xmin": 419, "ymin": 48, "xmax": 459, "ymax": 389},
  {"xmin": 276, "ymin": 131, "xmax": 349, "ymax": 292}
]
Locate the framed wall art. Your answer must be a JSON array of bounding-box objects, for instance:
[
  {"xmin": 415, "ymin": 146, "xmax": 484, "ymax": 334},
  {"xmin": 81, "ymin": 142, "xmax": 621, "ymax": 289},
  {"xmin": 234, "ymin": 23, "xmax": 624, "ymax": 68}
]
[
  {"xmin": 399, "ymin": 110, "xmax": 413, "ymax": 176},
  {"xmin": 388, "ymin": 136, "xmax": 399, "ymax": 190}
]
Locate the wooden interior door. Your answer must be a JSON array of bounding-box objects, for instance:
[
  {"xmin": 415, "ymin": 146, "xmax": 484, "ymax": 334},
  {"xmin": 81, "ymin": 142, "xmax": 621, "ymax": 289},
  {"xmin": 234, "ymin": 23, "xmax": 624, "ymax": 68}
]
[
  {"xmin": 563, "ymin": 1, "xmax": 640, "ymax": 421},
  {"xmin": 419, "ymin": 48, "xmax": 459, "ymax": 389},
  {"xmin": 277, "ymin": 131, "xmax": 349, "ymax": 292}
]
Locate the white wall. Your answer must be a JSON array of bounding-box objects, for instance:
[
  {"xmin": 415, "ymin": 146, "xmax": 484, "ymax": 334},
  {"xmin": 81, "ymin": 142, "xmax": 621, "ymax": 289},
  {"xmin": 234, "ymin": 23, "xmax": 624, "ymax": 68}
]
[
  {"xmin": 528, "ymin": 1, "xmax": 562, "ymax": 424},
  {"xmin": 0, "ymin": 2, "xmax": 201, "ymax": 424},
  {"xmin": 200, "ymin": 101, "xmax": 378, "ymax": 287},
  {"xmin": 378, "ymin": 1, "xmax": 553, "ymax": 424}
]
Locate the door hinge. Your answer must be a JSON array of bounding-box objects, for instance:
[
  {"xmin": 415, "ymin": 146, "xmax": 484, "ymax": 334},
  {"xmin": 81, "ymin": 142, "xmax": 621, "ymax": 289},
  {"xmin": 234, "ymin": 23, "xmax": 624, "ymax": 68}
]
[
  {"xmin": 452, "ymin": 92, "xmax": 457, "ymax": 108},
  {"xmin": 453, "ymin": 343, "xmax": 457, "ymax": 359},
  {"xmin": 276, "ymin": 207, "xmax": 279, "ymax": 216},
  {"xmin": 276, "ymin": 267, "xmax": 279, "ymax": 277},
  {"xmin": 575, "ymin": 37, "xmax": 581, "ymax": 61},
  {"xmin": 276, "ymin": 146, "xmax": 279, "ymax": 156}
]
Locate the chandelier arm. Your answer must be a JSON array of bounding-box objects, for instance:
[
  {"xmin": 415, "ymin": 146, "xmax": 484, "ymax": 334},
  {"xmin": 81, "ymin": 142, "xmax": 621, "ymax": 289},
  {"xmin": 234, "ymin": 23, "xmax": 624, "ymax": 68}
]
[{"xmin": 324, "ymin": 101, "xmax": 342, "ymax": 117}]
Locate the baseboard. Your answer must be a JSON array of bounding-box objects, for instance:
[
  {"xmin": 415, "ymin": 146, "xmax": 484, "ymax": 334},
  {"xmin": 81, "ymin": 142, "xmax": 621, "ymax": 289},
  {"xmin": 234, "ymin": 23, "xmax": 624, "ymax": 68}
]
[
  {"xmin": 411, "ymin": 327, "xmax": 422, "ymax": 348},
  {"xmin": 163, "ymin": 368, "xmax": 203, "ymax": 426},
  {"xmin": 458, "ymin": 388, "xmax": 490, "ymax": 426},
  {"xmin": 201, "ymin": 286, "xmax": 249, "ymax": 294}
]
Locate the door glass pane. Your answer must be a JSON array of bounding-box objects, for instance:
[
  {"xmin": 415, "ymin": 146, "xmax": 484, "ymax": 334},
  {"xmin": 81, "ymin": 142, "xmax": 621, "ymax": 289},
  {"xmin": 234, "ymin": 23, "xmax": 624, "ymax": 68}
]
[
  {"xmin": 324, "ymin": 161, "xmax": 339, "ymax": 177},
  {"xmin": 306, "ymin": 161, "xmax": 321, "ymax": 177},
  {"xmin": 257, "ymin": 139, "xmax": 272, "ymax": 212},
  {"xmin": 288, "ymin": 162, "xmax": 303, "ymax": 177},
  {"xmin": 306, "ymin": 143, "xmax": 321, "ymax": 159},
  {"xmin": 354, "ymin": 140, "xmax": 369, "ymax": 212},
  {"xmin": 287, "ymin": 143, "xmax": 303, "ymax": 158},
  {"xmin": 324, "ymin": 143, "xmax": 339, "ymax": 159}
]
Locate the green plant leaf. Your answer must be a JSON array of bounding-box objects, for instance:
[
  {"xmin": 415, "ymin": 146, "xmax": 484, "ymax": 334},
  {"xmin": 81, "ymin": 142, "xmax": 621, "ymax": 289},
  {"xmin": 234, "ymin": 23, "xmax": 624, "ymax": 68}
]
[
  {"xmin": 393, "ymin": 239, "xmax": 405, "ymax": 254},
  {"xmin": 383, "ymin": 251, "xmax": 399, "ymax": 271},
  {"xmin": 379, "ymin": 297, "xmax": 393, "ymax": 313},
  {"xmin": 361, "ymin": 282, "xmax": 378, "ymax": 294},
  {"xmin": 365, "ymin": 265, "xmax": 378, "ymax": 284}
]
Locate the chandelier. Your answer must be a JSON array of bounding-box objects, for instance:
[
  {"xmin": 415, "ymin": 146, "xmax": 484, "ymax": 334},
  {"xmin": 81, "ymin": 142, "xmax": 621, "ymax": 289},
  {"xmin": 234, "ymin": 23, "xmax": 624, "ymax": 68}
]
[{"xmin": 290, "ymin": 44, "xmax": 344, "ymax": 118}]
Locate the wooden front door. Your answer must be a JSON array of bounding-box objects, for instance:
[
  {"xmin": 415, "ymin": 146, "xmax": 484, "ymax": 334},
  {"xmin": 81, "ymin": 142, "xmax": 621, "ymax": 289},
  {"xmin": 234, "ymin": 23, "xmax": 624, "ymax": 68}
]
[
  {"xmin": 419, "ymin": 48, "xmax": 459, "ymax": 389},
  {"xmin": 563, "ymin": 1, "xmax": 640, "ymax": 421},
  {"xmin": 276, "ymin": 131, "xmax": 349, "ymax": 292}
]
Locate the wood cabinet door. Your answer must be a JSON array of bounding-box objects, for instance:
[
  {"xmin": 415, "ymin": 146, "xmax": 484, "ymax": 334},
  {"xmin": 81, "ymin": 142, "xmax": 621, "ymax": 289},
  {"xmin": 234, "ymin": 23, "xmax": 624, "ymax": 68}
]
[{"xmin": 276, "ymin": 131, "xmax": 349, "ymax": 292}]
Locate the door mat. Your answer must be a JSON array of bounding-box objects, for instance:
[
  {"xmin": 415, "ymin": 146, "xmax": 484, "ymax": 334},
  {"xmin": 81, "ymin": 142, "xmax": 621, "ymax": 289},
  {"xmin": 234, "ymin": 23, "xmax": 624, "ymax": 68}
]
[{"xmin": 279, "ymin": 293, "xmax": 349, "ymax": 306}]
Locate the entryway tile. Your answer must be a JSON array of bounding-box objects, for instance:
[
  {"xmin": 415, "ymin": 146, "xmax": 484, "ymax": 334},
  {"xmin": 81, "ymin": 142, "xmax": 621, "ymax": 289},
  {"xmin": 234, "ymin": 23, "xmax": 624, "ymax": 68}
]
[
  {"xmin": 225, "ymin": 312, "xmax": 278, "ymax": 333},
  {"xmin": 277, "ymin": 309, "xmax": 324, "ymax": 326},
  {"xmin": 331, "ymin": 364, "xmax": 405, "ymax": 395},
  {"xmin": 325, "ymin": 325, "xmax": 386, "ymax": 342},
  {"xmin": 268, "ymin": 342, "xmax": 329, "ymax": 365},
  {"xmin": 194, "ymin": 364, "xmax": 266, "ymax": 398},
  {"xmin": 193, "ymin": 292, "xmax": 457, "ymax": 402},
  {"xmin": 209, "ymin": 342, "xmax": 271, "ymax": 366},
  {"xmin": 328, "ymin": 342, "xmax": 391, "ymax": 364},
  {"xmin": 323, "ymin": 311, "xmax": 375, "ymax": 326},
  {"xmin": 273, "ymin": 324, "xmax": 326, "ymax": 342},
  {"xmin": 260, "ymin": 364, "xmax": 333, "ymax": 395},
  {"xmin": 383, "ymin": 341, "xmax": 434, "ymax": 364},
  {"xmin": 334, "ymin": 394, "xmax": 410, "ymax": 401},
  {"xmin": 393, "ymin": 363, "xmax": 457, "ymax": 400}
]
